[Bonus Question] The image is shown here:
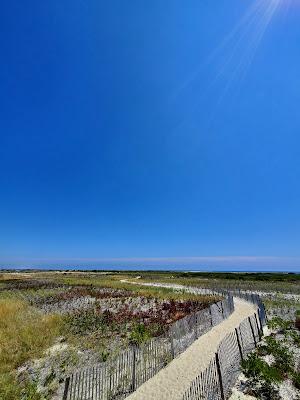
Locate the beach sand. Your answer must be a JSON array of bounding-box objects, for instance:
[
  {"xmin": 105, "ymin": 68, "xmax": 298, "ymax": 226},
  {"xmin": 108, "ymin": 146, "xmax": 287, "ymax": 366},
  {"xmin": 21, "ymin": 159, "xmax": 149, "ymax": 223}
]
[{"xmin": 126, "ymin": 298, "xmax": 257, "ymax": 400}]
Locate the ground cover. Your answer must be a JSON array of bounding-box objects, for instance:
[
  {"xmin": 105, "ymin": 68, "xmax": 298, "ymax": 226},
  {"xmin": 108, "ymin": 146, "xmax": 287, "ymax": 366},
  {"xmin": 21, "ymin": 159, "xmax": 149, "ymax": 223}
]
[
  {"xmin": 231, "ymin": 316, "xmax": 300, "ymax": 399},
  {"xmin": 0, "ymin": 273, "xmax": 219, "ymax": 399},
  {"xmin": 1, "ymin": 270, "xmax": 299, "ymax": 400}
]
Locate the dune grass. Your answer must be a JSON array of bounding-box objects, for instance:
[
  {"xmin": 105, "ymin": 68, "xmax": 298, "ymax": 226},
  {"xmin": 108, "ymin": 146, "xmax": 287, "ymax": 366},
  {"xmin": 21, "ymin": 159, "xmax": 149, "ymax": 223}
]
[{"xmin": 0, "ymin": 298, "xmax": 62, "ymax": 400}]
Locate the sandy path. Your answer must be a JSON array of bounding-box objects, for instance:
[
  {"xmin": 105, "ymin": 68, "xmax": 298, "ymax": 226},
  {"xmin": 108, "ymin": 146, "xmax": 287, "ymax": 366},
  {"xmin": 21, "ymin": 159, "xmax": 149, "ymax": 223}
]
[{"xmin": 126, "ymin": 297, "xmax": 257, "ymax": 400}]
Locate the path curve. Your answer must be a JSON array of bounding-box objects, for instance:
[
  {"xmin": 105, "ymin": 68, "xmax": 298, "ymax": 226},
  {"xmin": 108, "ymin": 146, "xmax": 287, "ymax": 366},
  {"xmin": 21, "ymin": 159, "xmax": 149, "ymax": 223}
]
[{"xmin": 123, "ymin": 282, "xmax": 257, "ymax": 400}]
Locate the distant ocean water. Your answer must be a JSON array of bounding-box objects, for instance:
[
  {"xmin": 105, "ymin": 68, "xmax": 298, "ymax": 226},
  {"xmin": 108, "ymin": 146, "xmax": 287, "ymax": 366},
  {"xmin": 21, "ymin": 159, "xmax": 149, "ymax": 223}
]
[{"xmin": 1, "ymin": 264, "xmax": 300, "ymax": 273}]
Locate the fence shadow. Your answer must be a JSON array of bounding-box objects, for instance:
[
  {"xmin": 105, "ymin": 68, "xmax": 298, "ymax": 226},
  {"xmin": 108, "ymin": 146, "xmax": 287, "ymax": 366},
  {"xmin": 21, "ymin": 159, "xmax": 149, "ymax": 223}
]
[{"xmin": 62, "ymin": 291, "xmax": 266, "ymax": 400}]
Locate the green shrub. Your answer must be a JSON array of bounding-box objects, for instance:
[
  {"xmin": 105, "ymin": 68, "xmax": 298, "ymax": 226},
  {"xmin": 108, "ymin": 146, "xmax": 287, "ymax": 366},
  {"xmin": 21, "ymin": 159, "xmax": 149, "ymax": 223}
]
[
  {"xmin": 241, "ymin": 353, "xmax": 282, "ymax": 385},
  {"xmin": 64, "ymin": 308, "xmax": 111, "ymax": 335},
  {"xmin": 296, "ymin": 313, "xmax": 300, "ymax": 331},
  {"xmin": 286, "ymin": 330, "xmax": 300, "ymax": 347},
  {"xmin": 267, "ymin": 317, "xmax": 293, "ymax": 332},
  {"xmin": 129, "ymin": 323, "xmax": 151, "ymax": 345},
  {"xmin": 292, "ymin": 372, "xmax": 300, "ymax": 390},
  {"xmin": 263, "ymin": 337, "xmax": 294, "ymax": 373}
]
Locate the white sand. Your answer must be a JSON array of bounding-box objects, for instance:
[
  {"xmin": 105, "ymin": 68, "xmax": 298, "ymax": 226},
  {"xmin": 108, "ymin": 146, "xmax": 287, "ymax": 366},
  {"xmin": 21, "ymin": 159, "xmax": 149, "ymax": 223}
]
[
  {"xmin": 126, "ymin": 298, "xmax": 257, "ymax": 400},
  {"xmin": 229, "ymin": 388, "xmax": 257, "ymax": 399}
]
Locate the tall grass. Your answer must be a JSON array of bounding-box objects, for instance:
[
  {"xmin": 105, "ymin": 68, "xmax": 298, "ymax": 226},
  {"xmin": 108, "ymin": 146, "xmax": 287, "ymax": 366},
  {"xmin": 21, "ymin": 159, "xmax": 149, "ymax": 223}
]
[{"xmin": 0, "ymin": 298, "xmax": 62, "ymax": 399}]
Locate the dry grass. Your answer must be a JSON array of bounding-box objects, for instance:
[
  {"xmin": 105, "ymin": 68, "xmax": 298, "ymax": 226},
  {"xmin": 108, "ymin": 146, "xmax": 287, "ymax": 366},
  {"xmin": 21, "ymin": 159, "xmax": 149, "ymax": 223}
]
[{"xmin": 0, "ymin": 298, "xmax": 62, "ymax": 399}]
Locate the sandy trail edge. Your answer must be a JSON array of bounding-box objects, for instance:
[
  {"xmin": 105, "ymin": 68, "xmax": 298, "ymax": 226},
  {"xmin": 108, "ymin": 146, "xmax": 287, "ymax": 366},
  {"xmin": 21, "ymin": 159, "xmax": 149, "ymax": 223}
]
[{"xmin": 126, "ymin": 298, "xmax": 257, "ymax": 400}]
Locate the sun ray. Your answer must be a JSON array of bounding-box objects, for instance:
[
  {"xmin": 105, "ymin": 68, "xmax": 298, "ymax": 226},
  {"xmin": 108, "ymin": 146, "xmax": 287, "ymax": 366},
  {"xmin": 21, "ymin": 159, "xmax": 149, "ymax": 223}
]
[{"xmin": 169, "ymin": 0, "xmax": 283, "ymax": 132}]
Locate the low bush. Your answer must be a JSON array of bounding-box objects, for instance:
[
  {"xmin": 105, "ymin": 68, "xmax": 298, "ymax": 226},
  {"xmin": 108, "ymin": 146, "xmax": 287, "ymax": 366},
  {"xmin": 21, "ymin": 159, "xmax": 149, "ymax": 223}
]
[
  {"xmin": 241, "ymin": 353, "xmax": 282, "ymax": 385},
  {"xmin": 292, "ymin": 371, "xmax": 300, "ymax": 390},
  {"xmin": 267, "ymin": 317, "xmax": 293, "ymax": 332},
  {"xmin": 129, "ymin": 323, "xmax": 152, "ymax": 345},
  {"xmin": 263, "ymin": 337, "xmax": 294, "ymax": 374},
  {"xmin": 241, "ymin": 353, "xmax": 281, "ymax": 400},
  {"xmin": 64, "ymin": 308, "xmax": 112, "ymax": 335},
  {"xmin": 286, "ymin": 329, "xmax": 300, "ymax": 347}
]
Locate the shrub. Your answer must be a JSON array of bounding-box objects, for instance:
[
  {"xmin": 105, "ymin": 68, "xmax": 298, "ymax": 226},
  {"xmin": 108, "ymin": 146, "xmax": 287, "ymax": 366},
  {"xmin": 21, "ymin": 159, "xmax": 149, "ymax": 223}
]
[
  {"xmin": 286, "ymin": 330, "xmax": 300, "ymax": 347},
  {"xmin": 64, "ymin": 308, "xmax": 112, "ymax": 335},
  {"xmin": 292, "ymin": 372, "xmax": 300, "ymax": 390},
  {"xmin": 267, "ymin": 317, "xmax": 293, "ymax": 332},
  {"xmin": 241, "ymin": 353, "xmax": 282, "ymax": 400},
  {"xmin": 295, "ymin": 311, "xmax": 300, "ymax": 331},
  {"xmin": 241, "ymin": 353, "xmax": 282, "ymax": 385},
  {"xmin": 263, "ymin": 337, "xmax": 294, "ymax": 374},
  {"xmin": 129, "ymin": 323, "xmax": 151, "ymax": 345}
]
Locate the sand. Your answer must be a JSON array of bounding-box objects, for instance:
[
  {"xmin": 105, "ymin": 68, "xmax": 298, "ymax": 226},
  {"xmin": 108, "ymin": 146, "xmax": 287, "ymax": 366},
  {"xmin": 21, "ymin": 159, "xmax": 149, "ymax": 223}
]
[{"xmin": 125, "ymin": 297, "xmax": 257, "ymax": 400}]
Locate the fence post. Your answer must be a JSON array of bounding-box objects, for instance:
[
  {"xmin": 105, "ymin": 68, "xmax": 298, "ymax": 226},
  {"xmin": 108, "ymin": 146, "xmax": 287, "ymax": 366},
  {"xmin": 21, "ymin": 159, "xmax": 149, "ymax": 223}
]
[
  {"xmin": 169, "ymin": 330, "xmax": 175, "ymax": 359},
  {"xmin": 235, "ymin": 327, "xmax": 243, "ymax": 361},
  {"xmin": 220, "ymin": 301, "xmax": 224, "ymax": 319},
  {"xmin": 194, "ymin": 312, "xmax": 198, "ymax": 340},
  {"xmin": 262, "ymin": 303, "xmax": 268, "ymax": 323},
  {"xmin": 62, "ymin": 377, "xmax": 70, "ymax": 400},
  {"xmin": 248, "ymin": 316, "xmax": 257, "ymax": 347},
  {"xmin": 215, "ymin": 352, "xmax": 225, "ymax": 400},
  {"xmin": 209, "ymin": 305, "xmax": 213, "ymax": 327},
  {"xmin": 254, "ymin": 312, "xmax": 262, "ymax": 340},
  {"xmin": 257, "ymin": 307, "xmax": 264, "ymax": 333},
  {"xmin": 131, "ymin": 345, "xmax": 137, "ymax": 392}
]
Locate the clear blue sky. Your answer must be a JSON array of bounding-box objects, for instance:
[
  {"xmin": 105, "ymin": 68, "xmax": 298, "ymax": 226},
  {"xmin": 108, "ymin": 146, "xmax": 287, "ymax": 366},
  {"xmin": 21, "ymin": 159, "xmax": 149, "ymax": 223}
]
[{"xmin": 1, "ymin": 0, "xmax": 300, "ymax": 270}]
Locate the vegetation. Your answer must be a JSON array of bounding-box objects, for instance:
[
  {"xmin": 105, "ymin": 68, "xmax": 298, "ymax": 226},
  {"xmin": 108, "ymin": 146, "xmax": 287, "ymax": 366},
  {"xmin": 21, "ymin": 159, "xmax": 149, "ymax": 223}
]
[
  {"xmin": 292, "ymin": 372, "xmax": 300, "ymax": 390},
  {"xmin": 129, "ymin": 323, "xmax": 152, "ymax": 345},
  {"xmin": 241, "ymin": 353, "xmax": 281, "ymax": 399},
  {"xmin": 241, "ymin": 352, "xmax": 282, "ymax": 383},
  {"xmin": 0, "ymin": 298, "xmax": 62, "ymax": 400},
  {"xmin": 0, "ymin": 271, "xmax": 220, "ymax": 399},
  {"xmin": 296, "ymin": 310, "xmax": 300, "ymax": 331},
  {"xmin": 267, "ymin": 317, "xmax": 294, "ymax": 332},
  {"xmin": 1, "ymin": 270, "xmax": 299, "ymax": 399},
  {"xmin": 242, "ymin": 316, "xmax": 300, "ymax": 399}
]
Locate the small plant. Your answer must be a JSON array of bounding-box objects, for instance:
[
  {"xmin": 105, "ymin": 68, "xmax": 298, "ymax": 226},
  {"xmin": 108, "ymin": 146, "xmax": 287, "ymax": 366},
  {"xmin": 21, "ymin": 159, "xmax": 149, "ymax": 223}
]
[
  {"xmin": 267, "ymin": 317, "xmax": 293, "ymax": 332},
  {"xmin": 129, "ymin": 323, "xmax": 151, "ymax": 345},
  {"xmin": 241, "ymin": 353, "xmax": 282, "ymax": 385},
  {"xmin": 286, "ymin": 329, "xmax": 300, "ymax": 347},
  {"xmin": 21, "ymin": 381, "xmax": 44, "ymax": 400},
  {"xmin": 100, "ymin": 350, "xmax": 110, "ymax": 362},
  {"xmin": 292, "ymin": 371, "xmax": 300, "ymax": 390},
  {"xmin": 64, "ymin": 308, "xmax": 111, "ymax": 335},
  {"xmin": 263, "ymin": 336, "xmax": 294, "ymax": 374},
  {"xmin": 241, "ymin": 353, "xmax": 282, "ymax": 400}
]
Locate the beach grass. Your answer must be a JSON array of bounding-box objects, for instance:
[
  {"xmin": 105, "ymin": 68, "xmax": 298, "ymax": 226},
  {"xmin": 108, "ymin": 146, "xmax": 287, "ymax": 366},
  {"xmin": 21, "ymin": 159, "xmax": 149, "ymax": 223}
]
[{"xmin": 0, "ymin": 297, "xmax": 63, "ymax": 399}]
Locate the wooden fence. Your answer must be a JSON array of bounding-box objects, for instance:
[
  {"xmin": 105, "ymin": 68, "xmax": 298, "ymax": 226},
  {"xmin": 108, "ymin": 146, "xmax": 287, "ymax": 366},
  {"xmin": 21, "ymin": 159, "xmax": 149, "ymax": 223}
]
[
  {"xmin": 182, "ymin": 293, "xmax": 265, "ymax": 400},
  {"xmin": 63, "ymin": 294, "xmax": 234, "ymax": 400}
]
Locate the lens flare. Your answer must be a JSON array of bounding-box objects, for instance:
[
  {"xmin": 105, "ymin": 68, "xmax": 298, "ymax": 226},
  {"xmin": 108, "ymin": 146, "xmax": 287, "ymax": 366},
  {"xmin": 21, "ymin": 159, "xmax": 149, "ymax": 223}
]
[{"xmin": 169, "ymin": 0, "xmax": 286, "ymax": 132}]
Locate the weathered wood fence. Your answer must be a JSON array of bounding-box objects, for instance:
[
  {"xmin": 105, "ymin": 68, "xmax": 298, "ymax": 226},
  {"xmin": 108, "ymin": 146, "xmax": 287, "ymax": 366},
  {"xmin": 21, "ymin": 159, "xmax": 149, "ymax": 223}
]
[
  {"xmin": 63, "ymin": 294, "xmax": 235, "ymax": 400},
  {"xmin": 182, "ymin": 293, "xmax": 266, "ymax": 400}
]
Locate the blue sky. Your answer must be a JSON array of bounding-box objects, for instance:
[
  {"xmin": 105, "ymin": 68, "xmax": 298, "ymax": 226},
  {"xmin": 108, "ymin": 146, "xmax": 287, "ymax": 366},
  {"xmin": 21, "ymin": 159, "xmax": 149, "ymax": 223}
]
[{"xmin": 1, "ymin": 0, "xmax": 300, "ymax": 270}]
